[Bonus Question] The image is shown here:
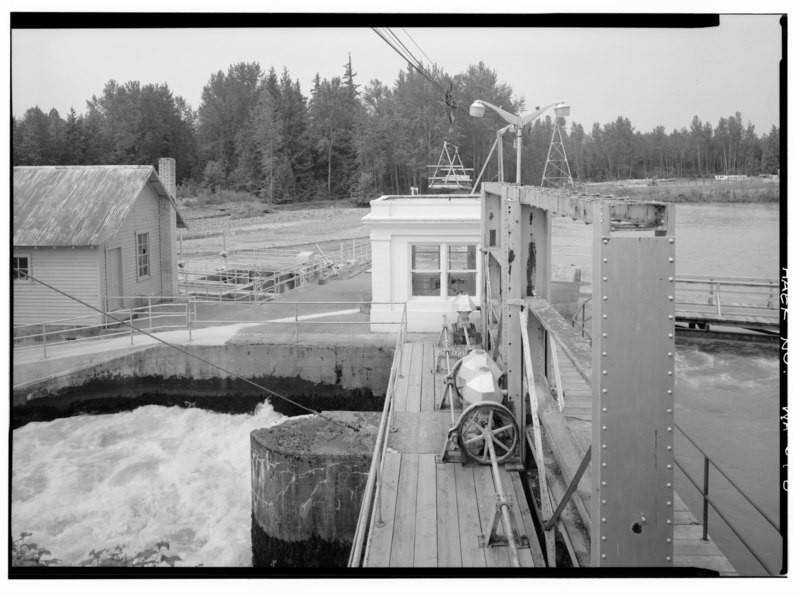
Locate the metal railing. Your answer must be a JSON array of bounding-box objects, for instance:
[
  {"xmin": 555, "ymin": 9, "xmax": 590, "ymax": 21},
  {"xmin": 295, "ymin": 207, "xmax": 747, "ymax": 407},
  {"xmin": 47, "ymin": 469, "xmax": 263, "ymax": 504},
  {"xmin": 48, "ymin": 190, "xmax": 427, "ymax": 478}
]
[
  {"xmin": 673, "ymin": 423, "xmax": 781, "ymax": 575},
  {"xmin": 14, "ymin": 298, "xmax": 406, "ymax": 359},
  {"xmin": 13, "ymin": 296, "xmax": 191, "ymax": 356},
  {"xmin": 571, "ymin": 275, "xmax": 778, "ymax": 340},
  {"xmin": 178, "ymin": 238, "xmax": 371, "ymax": 303},
  {"xmin": 348, "ymin": 303, "xmax": 408, "ymax": 567},
  {"xmin": 674, "ymin": 275, "xmax": 779, "ymax": 319}
]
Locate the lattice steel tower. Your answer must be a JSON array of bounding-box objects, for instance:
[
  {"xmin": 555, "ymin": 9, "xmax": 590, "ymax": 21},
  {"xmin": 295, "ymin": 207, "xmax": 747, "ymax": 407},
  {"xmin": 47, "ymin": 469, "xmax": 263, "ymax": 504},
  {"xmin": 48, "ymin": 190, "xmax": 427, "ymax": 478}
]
[{"xmin": 540, "ymin": 110, "xmax": 574, "ymax": 189}]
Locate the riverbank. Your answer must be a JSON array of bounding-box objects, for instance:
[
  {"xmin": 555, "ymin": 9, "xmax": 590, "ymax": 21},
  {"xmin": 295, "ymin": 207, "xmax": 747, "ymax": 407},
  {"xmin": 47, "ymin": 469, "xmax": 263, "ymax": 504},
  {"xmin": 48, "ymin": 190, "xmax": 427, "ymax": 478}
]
[{"xmin": 582, "ymin": 179, "xmax": 779, "ymax": 203}]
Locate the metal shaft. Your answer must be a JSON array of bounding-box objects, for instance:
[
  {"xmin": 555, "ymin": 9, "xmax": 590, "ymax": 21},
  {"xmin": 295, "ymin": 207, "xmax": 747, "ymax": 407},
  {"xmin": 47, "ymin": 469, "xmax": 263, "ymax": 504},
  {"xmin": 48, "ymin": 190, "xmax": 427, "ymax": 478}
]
[{"xmin": 485, "ymin": 430, "xmax": 521, "ymax": 567}]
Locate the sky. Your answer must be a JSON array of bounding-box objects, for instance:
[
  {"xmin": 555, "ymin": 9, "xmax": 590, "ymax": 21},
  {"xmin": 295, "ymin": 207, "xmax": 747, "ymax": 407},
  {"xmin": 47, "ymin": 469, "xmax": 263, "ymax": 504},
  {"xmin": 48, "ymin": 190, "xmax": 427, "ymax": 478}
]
[{"xmin": 10, "ymin": 13, "xmax": 783, "ymax": 136}]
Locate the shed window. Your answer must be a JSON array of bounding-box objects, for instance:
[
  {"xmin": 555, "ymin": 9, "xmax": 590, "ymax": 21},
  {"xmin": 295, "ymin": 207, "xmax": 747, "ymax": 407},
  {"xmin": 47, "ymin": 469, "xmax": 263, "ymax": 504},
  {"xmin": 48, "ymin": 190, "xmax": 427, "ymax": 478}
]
[
  {"xmin": 13, "ymin": 255, "xmax": 30, "ymax": 282},
  {"xmin": 136, "ymin": 233, "xmax": 150, "ymax": 279}
]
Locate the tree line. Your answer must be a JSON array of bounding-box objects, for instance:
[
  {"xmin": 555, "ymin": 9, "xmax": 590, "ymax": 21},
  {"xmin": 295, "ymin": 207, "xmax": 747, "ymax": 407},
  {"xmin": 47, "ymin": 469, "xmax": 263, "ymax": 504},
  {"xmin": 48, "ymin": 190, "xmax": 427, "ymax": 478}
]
[{"xmin": 12, "ymin": 57, "xmax": 781, "ymax": 202}]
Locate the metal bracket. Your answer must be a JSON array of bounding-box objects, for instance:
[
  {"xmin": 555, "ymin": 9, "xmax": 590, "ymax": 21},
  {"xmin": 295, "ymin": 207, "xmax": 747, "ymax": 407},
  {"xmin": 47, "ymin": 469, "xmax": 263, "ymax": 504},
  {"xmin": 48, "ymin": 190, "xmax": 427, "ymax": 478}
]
[
  {"xmin": 545, "ymin": 446, "xmax": 592, "ymax": 531},
  {"xmin": 437, "ymin": 428, "xmax": 466, "ymax": 464},
  {"xmin": 480, "ymin": 496, "xmax": 529, "ymax": 549}
]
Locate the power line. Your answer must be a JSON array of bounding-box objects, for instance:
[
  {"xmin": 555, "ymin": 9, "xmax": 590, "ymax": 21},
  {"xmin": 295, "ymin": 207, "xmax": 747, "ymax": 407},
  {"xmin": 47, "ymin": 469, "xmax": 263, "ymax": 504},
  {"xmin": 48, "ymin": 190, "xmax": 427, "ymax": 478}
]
[
  {"xmin": 372, "ymin": 27, "xmax": 446, "ymax": 94},
  {"xmin": 401, "ymin": 28, "xmax": 436, "ymax": 72},
  {"xmin": 13, "ymin": 268, "xmax": 362, "ymax": 433}
]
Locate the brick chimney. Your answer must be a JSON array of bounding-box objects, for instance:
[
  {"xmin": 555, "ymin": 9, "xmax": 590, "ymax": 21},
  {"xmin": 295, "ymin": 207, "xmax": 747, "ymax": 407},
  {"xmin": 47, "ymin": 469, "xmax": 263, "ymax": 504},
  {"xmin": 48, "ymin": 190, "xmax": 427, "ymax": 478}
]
[{"xmin": 158, "ymin": 158, "xmax": 178, "ymax": 295}]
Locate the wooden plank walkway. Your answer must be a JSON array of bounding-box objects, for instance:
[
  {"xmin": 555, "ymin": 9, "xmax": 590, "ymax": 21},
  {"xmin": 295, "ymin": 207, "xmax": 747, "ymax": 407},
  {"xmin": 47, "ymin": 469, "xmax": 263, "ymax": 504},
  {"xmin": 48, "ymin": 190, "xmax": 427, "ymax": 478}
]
[
  {"xmin": 363, "ymin": 341, "xmax": 545, "ymax": 568},
  {"xmin": 549, "ymin": 344, "xmax": 737, "ymax": 575}
]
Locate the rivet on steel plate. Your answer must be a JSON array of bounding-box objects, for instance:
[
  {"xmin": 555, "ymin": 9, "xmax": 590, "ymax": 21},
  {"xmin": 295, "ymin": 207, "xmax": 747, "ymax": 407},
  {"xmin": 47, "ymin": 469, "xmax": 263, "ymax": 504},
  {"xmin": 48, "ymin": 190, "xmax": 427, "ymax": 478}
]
[
  {"xmin": 602, "ymin": 389, "xmax": 608, "ymax": 394},
  {"xmin": 668, "ymin": 257, "xmax": 674, "ymax": 262},
  {"xmin": 667, "ymin": 390, "xmax": 673, "ymax": 395},
  {"xmin": 667, "ymin": 501, "xmax": 672, "ymax": 506},
  {"xmin": 667, "ymin": 446, "xmax": 672, "ymax": 451},
  {"xmin": 602, "ymin": 444, "xmax": 607, "ymax": 449},
  {"xmin": 668, "ymin": 276, "xmax": 674, "ymax": 282},
  {"xmin": 667, "ymin": 483, "xmax": 672, "ymax": 488},
  {"xmin": 602, "ymin": 554, "xmax": 607, "ymax": 559},
  {"xmin": 666, "ymin": 556, "xmax": 672, "ymax": 562},
  {"xmin": 668, "ymin": 333, "xmax": 673, "ymax": 338},
  {"xmin": 603, "ymin": 277, "xmax": 608, "ymax": 282},
  {"xmin": 668, "ymin": 314, "xmax": 673, "ymax": 320},
  {"xmin": 668, "ymin": 296, "xmax": 674, "ymax": 301},
  {"xmin": 603, "ymin": 295, "xmax": 608, "ymax": 300},
  {"xmin": 667, "ymin": 371, "xmax": 673, "ymax": 376},
  {"xmin": 602, "ymin": 463, "xmax": 607, "ymax": 468},
  {"xmin": 602, "ymin": 536, "xmax": 607, "ymax": 541},
  {"xmin": 603, "ymin": 314, "xmax": 607, "ymax": 319},
  {"xmin": 602, "ymin": 407, "xmax": 607, "ymax": 412},
  {"xmin": 602, "ymin": 481, "xmax": 607, "ymax": 486},
  {"xmin": 603, "ymin": 258, "xmax": 608, "ymax": 263},
  {"xmin": 603, "ymin": 333, "xmax": 608, "ymax": 338},
  {"xmin": 602, "ymin": 426, "xmax": 607, "ymax": 431},
  {"xmin": 666, "ymin": 538, "xmax": 672, "ymax": 543},
  {"xmin": 602, "ymin": 518, "xmax": 607, "ymax": 523},
  {"xmin": 667, "ymin": 427, "xmax": 672, "ymax": 432},
  {"xmin": 602, "ymin": 352, "xmax": 607, "ymax": 357},
  {"xmin": 667, "ymin": 408, "xmax": 673, "ymax": 414},
  {"xmin": 603, "ymin": 239, "xmax": 608, "ymax": 245},
  {"xmin": 602, "ymin": 370, "xmax": 607, "ymax": 375},
  {"xmin": 667, "ymin": 352, "xmax": 673, "ymax": 357},
  {"xmin": 666, "ymin": 520, "xmax": 672, "ymax": 525},
  {"xmin": 667, "ymin": 464, "xmax": 672, "ymax": 469}
]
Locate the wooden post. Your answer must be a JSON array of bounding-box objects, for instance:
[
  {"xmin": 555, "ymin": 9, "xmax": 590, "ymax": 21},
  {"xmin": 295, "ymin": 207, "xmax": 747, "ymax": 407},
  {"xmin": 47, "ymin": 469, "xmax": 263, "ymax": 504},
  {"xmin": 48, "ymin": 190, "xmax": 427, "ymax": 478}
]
[
  {"xmin": 130, "ymin": 307, "xmax": 134, "ymax": 345},
  {"xmin": 148, "ymin": 296, "xmax": 152, "ymax": 329},
  {"xmin": 42, "ymin": 323, "xmax": 47, "ymax": 359}
]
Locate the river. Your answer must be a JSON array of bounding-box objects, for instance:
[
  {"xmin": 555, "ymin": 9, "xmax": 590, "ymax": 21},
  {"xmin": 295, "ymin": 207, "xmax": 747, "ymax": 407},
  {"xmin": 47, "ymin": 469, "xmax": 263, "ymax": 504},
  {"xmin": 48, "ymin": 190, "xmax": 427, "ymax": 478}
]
[{"xmin": 12, "ymin": 203, "xmax": 781, "ymax": 572}]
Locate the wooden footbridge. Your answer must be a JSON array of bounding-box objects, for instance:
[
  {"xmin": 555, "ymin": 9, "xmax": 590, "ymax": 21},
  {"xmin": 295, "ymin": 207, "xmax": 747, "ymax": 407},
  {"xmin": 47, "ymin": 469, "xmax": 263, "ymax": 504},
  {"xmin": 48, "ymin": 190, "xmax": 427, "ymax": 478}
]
[{"xmin": 349, "ymin": 184, "xmax": 748, "ymax": 572}]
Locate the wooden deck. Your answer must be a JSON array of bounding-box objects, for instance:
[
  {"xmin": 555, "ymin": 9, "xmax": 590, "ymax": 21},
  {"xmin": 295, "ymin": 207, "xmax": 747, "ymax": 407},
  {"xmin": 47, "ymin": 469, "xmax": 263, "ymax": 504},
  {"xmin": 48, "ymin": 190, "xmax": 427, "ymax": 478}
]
[
  {"xmin": 363, "ymin": 342, "xmax": 546, "ymax": 568},
  {"xmin": 361, "ymin": 340, "xmax": 737, "ymax": 572}
]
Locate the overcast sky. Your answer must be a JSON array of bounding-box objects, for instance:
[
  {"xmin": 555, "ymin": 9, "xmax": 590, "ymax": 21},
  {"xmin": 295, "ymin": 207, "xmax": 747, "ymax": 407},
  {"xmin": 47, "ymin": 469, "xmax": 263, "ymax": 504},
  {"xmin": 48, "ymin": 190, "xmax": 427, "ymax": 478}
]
[{"xmin": 11, "ymin": 14, "xmax": 782, "ymax": 136}]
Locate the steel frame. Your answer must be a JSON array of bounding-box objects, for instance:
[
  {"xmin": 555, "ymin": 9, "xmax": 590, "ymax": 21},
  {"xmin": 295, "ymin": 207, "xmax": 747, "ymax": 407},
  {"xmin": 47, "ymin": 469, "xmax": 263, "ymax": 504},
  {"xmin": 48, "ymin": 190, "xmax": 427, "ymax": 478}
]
[{"xmin": 480, "ymin": 182, "xmax": 676, "ymax": 567}]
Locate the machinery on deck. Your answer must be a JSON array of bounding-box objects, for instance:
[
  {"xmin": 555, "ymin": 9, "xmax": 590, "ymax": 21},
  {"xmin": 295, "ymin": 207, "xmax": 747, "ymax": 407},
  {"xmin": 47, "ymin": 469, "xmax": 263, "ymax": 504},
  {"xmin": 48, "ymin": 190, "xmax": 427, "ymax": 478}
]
[{"xmin": 435, "ymin": 300, "xmax": 526, "ymax": 565}]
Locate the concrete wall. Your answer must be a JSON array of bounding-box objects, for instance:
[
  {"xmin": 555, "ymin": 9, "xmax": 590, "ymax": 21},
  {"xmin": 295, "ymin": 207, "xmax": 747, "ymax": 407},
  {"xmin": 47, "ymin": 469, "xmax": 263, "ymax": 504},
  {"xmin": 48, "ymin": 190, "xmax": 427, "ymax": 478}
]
[
  {"xmin": 13, "ymin": 246, "xmax": 102, "ymax": 326},
  {"xmin": 13, "ymin": 341, "xmax": 394, "ymax": 407}
]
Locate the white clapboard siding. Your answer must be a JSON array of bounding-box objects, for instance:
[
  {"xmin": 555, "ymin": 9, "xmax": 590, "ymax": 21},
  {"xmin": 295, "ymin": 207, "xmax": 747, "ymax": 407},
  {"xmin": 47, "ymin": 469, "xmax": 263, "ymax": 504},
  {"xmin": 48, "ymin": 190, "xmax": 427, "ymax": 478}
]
[
  {"xmin": 13, "ymin": 247, "xmax": 102, "ymax": 326},
  {"xmin": 106, "ymin": 185, "xmax": 164, "ymax": 302}
]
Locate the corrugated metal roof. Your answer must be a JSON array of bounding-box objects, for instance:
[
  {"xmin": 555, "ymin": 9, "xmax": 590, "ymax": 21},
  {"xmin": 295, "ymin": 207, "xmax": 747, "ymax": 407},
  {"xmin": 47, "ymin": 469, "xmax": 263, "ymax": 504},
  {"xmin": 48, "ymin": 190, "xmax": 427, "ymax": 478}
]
[{"xmin": 13, "ymin": 165, "xmax": 188, "ymax": 247}]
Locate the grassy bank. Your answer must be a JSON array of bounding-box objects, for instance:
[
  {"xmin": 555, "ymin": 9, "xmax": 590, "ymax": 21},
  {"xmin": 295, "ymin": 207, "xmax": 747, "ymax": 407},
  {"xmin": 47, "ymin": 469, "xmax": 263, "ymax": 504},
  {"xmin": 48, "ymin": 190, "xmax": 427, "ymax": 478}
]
[{"xmin": 581, "ymin": 180, "xmax": 780, "ymax": 203}]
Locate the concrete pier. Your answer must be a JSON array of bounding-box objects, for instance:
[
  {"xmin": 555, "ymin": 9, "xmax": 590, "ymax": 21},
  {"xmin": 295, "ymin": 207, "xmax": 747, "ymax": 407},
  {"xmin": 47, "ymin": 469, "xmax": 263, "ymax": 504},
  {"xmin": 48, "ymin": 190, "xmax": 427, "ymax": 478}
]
[{"xmin": 250, "ymin": 411, "xmax": 380, "ymax": 567}]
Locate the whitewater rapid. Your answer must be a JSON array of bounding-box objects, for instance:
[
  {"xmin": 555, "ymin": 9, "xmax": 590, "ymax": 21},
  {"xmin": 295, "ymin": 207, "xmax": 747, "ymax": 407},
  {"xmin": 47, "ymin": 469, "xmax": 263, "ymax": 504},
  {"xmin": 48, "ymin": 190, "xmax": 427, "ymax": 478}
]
[{"xmin": 12, "ymin": 401, "xmax": 285, "ymax": 567}]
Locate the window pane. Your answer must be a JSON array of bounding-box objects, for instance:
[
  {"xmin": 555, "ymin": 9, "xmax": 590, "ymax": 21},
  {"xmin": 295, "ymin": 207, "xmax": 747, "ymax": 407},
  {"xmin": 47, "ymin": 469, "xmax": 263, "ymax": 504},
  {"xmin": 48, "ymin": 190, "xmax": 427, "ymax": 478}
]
[
  {"xmin": 448, "ymin": 245, "xmax": 476, "ymax": 270},
  {"xmin": 412, "ymin": 272, "xmax": 440, "ymax": 296},
  {"xmin": 13, "ymin": 256, "xmax": 29, "ymax": 281},
  {"xmin": 447, "ymin": 272, "xmax": 476, "ymax": 296},
  {"xmin": 411, "ymin": 245, "xmax": 440, "ymax": 270}
]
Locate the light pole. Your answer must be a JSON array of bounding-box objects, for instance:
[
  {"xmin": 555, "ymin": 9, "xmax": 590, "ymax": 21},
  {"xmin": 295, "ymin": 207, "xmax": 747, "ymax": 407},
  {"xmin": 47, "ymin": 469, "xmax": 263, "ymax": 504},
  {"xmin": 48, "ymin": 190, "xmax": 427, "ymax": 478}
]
[{"xmin": 469, "ymin": 100, "xmax": 569, "ymax": 185}]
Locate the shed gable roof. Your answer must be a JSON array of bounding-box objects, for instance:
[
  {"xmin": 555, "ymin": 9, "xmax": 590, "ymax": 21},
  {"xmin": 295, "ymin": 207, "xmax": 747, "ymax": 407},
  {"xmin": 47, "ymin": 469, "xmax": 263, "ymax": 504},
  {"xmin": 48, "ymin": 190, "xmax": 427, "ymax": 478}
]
[{"xmin": 13, "ymin": 165, "xmax": 187, "ymax": 247}]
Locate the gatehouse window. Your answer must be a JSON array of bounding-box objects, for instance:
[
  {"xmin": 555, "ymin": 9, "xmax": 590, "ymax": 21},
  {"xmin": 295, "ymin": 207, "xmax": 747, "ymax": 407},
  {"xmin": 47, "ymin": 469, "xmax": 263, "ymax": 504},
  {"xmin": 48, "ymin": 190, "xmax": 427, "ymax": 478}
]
[
  {"xmin": 410, "ymin": 243, "xmax": 478, "ymax": 298},
  {"xmin": 411, "ymin": 244, "xmax": 441, "ymax": 296}
]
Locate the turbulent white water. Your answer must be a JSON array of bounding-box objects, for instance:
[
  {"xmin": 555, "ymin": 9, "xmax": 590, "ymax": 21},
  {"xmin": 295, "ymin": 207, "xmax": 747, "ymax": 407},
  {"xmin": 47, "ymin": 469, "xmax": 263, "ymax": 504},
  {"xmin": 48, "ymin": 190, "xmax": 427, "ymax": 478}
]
[{"xmin": 11, "ymin": 402, "xmax": 285, "ymax": 567}]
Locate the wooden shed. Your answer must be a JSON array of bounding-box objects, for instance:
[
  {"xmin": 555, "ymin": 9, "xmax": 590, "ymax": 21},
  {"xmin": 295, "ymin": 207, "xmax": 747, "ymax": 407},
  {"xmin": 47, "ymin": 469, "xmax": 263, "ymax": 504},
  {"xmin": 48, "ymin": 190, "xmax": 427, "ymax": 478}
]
[{"xmin": 13, "ymin": 159, "xmax": 187, "ymax": 327}]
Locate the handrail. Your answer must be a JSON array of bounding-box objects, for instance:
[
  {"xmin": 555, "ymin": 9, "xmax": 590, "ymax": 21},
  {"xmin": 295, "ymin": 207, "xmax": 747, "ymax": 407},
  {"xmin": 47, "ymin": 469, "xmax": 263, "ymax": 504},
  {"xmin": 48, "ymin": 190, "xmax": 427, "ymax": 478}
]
[
  {"xmin": 348, "ymin": 303, "xmax": 407, "ymax": 567},
  {"xmin": 674, "ymin": 423, "xmax": 780, "ymax": 575},
  {"xmin": 14, "ymin": 298, "xmax": 407, "ymax": 358}
]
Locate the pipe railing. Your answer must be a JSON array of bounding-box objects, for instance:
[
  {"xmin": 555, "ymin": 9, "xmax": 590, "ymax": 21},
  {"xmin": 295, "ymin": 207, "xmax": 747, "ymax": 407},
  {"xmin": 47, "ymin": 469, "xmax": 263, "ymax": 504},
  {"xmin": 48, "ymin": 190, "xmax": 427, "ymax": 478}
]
[
  {"xmin": 14, "ymin": 299, "xmax": 407, "ymax": 358},
  {"xmin": 349, "ymin": 303, "xmax": 408, "ymax": 567},
  {"xmin": 673, "ymin": 423, "xmax": 780, "ymax": 575}
]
